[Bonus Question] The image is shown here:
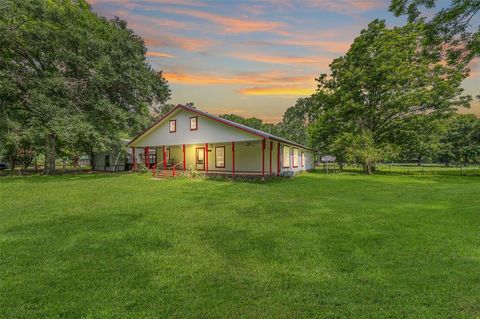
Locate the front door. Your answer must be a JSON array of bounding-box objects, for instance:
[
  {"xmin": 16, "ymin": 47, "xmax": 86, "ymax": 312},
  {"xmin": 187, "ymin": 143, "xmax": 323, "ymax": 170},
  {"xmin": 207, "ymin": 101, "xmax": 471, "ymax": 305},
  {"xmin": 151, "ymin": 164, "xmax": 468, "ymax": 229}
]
[{"xmin": 195, "ymin": 147, "xmax": 205, "ymax": 170}]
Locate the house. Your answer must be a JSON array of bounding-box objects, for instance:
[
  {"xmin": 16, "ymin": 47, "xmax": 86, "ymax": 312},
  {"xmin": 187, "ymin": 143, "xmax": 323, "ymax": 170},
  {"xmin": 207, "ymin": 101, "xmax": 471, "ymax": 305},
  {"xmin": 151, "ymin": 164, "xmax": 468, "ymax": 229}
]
[
  {"xmin": 92, "ymin": 139, "xmax": 147, "ymax": 172},
  {"xmin": 128, "ymin": 104, "xmax": 316, "ymax": 178}
]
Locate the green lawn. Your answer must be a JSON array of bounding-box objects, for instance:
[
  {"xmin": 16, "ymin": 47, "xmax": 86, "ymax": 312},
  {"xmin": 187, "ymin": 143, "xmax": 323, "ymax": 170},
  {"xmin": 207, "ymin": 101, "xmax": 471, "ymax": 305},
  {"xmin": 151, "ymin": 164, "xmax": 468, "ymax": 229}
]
[{"xmin": 1, "ymin": 171, "xmax": 479, "ymax": 318}]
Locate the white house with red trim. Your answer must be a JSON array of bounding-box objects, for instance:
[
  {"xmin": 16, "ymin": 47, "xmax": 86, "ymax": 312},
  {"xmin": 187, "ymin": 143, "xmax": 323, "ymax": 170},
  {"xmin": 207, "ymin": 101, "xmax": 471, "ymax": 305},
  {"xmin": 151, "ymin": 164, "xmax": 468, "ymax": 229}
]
[{"xmin": 128, "ymin": 104, "xmax": 316, "ymax": 178}]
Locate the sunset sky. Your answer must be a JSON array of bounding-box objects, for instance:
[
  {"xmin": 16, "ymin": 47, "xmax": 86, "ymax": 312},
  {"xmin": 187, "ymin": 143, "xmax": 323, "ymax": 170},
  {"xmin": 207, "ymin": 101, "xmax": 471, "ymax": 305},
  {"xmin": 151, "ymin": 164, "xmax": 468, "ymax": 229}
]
[{"xmin": 89, "ymin": 0, "xmax": 479, "ymax": 123}]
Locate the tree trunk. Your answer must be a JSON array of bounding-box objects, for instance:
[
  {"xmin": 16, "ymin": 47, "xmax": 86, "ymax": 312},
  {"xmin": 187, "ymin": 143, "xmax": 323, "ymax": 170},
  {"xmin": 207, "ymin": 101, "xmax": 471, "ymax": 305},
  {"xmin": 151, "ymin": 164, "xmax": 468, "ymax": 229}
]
[
  {"xmin": 9, "ymin": 155, "xmax": 15, "ymax": 175},
  {"xmin": 44, "ymin": 134, "xmax": 56, "ymax": 175},
  {"xmin": 363, "ymin": 163, "xmax": 372, "ymax": 174},
  {"xmin": 417, "ymin": 157, "xmax": 422, "ymax": 166},
  {"xmin": 90, "ymin": 151, "xmax": 96, "ymax": 171}
]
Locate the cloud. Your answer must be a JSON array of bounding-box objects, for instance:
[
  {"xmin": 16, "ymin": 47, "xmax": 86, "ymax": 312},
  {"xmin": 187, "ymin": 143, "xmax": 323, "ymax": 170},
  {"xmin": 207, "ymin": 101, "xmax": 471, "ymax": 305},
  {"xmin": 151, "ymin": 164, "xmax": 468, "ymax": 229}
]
[
  {"xmin": 146, "ymin": 51, "xmax": 176, "ymax": 58},
  {"xmin": 239, "ymin": 86, "xmax": 314, "ymax": 96},
  {"xmin": 160, "ymin": 7, "xmax": 287, "ymax": 34},
  {"xmin": 232, "ymin": 52, "xmax": 332, "ymax": 66},
  {"xmin": 144, "ymin": 34, "xmax": 214, "ymax": 52},
  {"xmin": 164, "ymin": 71, "xmax": 313, "ymax": 85},
  {"xmin": 256, "ymin": 0, "xmax": 384, "ymax": 13}
]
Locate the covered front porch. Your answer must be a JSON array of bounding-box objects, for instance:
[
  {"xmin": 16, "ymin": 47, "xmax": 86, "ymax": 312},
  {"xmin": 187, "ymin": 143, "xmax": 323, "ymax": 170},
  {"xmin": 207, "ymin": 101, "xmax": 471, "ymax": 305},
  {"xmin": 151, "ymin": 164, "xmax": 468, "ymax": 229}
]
[{"xmin": 131, "ymin": 139, "xmax": 281, "ymax": 178}]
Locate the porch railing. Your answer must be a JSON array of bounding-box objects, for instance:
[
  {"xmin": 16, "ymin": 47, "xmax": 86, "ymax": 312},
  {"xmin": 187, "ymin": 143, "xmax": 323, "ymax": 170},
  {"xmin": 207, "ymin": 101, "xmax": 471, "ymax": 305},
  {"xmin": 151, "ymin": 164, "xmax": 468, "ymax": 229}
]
[
  {"xmin": 172, "ymin": 161, "xmax": 183, "ymax": 177},
  {"xmin": 152, "ymin": 161, "xmax": 164, "ymax": 177}
]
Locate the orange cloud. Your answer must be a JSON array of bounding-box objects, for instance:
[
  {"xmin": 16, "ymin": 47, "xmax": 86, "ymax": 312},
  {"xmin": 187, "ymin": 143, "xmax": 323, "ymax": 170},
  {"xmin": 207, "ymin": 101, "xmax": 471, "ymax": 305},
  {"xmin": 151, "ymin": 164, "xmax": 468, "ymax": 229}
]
[
  {"xmin": 144, "ymin": 35, "xmax": 214, "ymax": 52},
  {"xmin": 239, "ymin": 86, "xmax": 314, "ymax": 96},
  {"xmin": 164, "ymin": 71, "xmax": 313, "ymax": 86},
  {"xmin": 232, "ymin": 52, "xmax": 332, "ymax": 66},
  {"xmin": 146, "ymin": 51, "xmax": 175, "ymax": 58},
  {"xmin": 161, "ymin": 7, "xmax": 287, "ymax": 34}
]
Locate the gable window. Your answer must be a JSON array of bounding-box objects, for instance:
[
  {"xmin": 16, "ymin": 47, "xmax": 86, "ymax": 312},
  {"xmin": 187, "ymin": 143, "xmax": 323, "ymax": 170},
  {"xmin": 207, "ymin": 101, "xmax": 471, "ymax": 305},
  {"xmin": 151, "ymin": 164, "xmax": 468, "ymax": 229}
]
[
  {"xmin": 293, "ymin": 148, "xmax": 299, "ymax": 167},
  {"xmin": 169, "ymin": 120, "xmax": 176, "ymax": 133},
  {"xmin": 190, "ymin": 116, "xmax": 198, "ymax": 130},
  {"xmin": 215, "ymin": 146, "xmax": 225, "ymax": 168},
  {"xmin": 282, "ymin": 146, "xmax": 290, "ymax": 168},
  {"xmin": 301, "ymin": 152, "xmax": 305, "ymax": 167}
]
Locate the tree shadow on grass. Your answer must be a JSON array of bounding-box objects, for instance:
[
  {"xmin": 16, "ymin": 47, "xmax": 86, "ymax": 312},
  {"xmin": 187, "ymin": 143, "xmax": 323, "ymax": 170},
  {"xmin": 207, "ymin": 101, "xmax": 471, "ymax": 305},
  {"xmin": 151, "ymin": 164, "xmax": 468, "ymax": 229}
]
[
  {"xmin": 0, "ymin": 172, "xmax": 126, "ymax": 184},
  {"xmin": 0, "ymin": 212, "xmax": 175, "ymax": 317}
]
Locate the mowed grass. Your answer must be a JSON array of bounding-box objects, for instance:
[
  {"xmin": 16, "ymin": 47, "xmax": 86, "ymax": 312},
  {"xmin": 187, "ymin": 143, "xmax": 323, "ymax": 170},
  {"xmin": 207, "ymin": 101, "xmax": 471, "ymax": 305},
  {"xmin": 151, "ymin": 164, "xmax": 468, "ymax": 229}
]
[{"xmin": 1, "ymin": 171, "xmax": 479, "ymax": 318}]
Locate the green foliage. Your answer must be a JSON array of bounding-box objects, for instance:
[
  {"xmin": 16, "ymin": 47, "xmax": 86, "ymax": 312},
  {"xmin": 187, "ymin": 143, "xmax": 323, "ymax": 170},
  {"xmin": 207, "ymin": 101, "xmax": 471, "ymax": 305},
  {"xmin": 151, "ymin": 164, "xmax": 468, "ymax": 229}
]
[
  {"xmin": 332, "ymin": 131, "xmax": 386, "ymax": 174},
  {"xmin": 392, "ymin": 114, "xmax": 446, "ymax": 163},
  {"xmin": 306, "ymin": 20, "xmax": 470, "ymax": 170},
  {"xmin": 219, "ymin": 114, "xmax": 282, "ymax": 136},
  {"xmin": 438, "ymin": 114, "xmax": 480, "ymax": 165},
  {"xmin": 390, "ymin": 0, "xmax": 479, "ymax": 62},
  {"xmin": 276, "ymin": 98, "xmax": 319, "ymax": 146},
  {"xmin": 0, "ymin": 0, "xmax": 170, "ymax": 173}
]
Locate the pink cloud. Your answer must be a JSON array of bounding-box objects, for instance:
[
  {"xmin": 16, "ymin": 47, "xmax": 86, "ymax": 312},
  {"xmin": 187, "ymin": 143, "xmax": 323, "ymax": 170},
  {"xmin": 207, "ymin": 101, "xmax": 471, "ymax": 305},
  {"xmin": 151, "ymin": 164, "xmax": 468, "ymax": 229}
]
[{"xmin": 160, "ymin": 7, "xmax": 287, "ymax": 34}]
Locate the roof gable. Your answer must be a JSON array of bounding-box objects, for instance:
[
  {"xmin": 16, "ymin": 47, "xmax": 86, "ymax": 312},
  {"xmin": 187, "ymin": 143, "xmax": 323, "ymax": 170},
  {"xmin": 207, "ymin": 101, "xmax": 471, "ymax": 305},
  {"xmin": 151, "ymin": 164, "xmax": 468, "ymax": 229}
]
[{"xmin": 129, "ymin": 105, "xmax": 315, "ymax": 151}]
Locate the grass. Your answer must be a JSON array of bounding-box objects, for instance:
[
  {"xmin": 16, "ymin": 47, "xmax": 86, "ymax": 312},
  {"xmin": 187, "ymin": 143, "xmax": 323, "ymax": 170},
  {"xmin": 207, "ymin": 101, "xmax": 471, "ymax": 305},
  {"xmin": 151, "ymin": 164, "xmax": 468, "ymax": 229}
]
[{"xmin": 1, "ymin": 171, "xmax": 479, "ymax": 318}]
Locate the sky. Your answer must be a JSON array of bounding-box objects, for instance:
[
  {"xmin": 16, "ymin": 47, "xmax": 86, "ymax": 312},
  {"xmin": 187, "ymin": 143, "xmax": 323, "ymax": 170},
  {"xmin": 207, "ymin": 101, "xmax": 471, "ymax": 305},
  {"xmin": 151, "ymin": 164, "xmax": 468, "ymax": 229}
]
[{"xmin": 89, "ymin": 0, "xmax": 479, "ymax": 123}]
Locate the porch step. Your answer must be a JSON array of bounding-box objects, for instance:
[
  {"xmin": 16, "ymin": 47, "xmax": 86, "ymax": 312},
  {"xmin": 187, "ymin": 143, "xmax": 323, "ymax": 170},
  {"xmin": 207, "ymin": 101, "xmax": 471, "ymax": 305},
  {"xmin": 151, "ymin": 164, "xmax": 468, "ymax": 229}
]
[{"xmin": 153, "ymin": 170, "xmax": 174, "ymax": 179}]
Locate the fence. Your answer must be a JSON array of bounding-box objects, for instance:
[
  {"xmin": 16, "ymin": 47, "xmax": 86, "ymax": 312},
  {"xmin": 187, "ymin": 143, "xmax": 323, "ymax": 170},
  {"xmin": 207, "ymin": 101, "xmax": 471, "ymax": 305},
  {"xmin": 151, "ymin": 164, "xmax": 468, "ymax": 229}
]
[{"xmin": 318, "ymin": 162, "xmax": 480, "ymax": 176}]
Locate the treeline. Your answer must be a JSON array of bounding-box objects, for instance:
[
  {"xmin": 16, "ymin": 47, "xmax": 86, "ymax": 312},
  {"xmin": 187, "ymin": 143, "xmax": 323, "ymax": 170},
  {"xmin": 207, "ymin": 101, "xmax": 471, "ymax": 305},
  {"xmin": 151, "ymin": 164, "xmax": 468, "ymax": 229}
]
[{"xmin": 0, "ymin": 0, "xmax": 170, "ymax": 174}]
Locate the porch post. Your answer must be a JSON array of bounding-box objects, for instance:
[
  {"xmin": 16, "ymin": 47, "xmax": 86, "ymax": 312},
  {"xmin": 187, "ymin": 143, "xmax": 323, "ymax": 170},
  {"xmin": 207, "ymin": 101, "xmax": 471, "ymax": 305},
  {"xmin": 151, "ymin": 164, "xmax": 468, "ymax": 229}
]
[
  {"xmin": 205, "ymin": 143, "xmax": 208, "ymax": 173},
  {"xmin": 145, "ymin": 146, "xmax": 150, "ymax": 169},
  {"xmin": 132, "ymin": 147, "xmax": 137, "ymax": 171},
  {"xmin": 163, "ymin": 146, "xmax": 166, "ymax": 170},
  {"xmin": 269, "ymin": 141, "xmax": 273, "ymax": 175},
  {"xmin": 232, "ymin": 142, "xmax": 235, "ymax": 177},
  {"xmin": 262, "ymin": 139, "xmax": 265, "ymax": 178},
  {"xmin": 183, "ymin": 144, "xmax": 186, "ymax": 170},
  {"xmin": 277, "ymin": 142, "xmax": 280, "ymax": 176}
]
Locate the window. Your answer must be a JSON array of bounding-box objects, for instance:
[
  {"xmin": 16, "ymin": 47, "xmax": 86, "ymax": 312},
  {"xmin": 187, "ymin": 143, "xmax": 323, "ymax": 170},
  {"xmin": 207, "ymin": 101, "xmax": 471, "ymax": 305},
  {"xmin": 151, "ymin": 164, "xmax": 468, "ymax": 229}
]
[
  {"xmin": 301, "ymin": 152, "xmax": 305, "ymax": 167},
  {"xmin": 169, "ymin": 120, "xmax": 176, "ymax": 133},
  {"xmin": 215, "ymin": 146, "xmax": 225, "ymax": 168},
  {"xmin": 293, "ymin": 148, "xmax": 299, "ymax": 167},
  {"xmin": 282, "ymin": 146, "xmax": 290, "ymax": 168},
  {"xmin": 190, "ymin": 116, "xmax": 198, "ymax": 130}
]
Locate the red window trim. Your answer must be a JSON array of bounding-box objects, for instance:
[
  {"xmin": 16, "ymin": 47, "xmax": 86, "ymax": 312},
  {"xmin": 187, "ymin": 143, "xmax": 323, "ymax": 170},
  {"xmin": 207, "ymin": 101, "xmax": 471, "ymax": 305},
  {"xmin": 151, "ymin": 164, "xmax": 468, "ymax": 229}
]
[
  {"xmin": 282, "ymin": 145, "xmax": 290, "ymax": 168},
  {"xmin": 215, "ymin": 146, "xmax": 225, "ymax": 168},
  {"xmin": 190, "ymin": 116, "xmax": 198, "ymax": 131},
  {"xmin": 293, "ymin": 148, "xmax": 299, "ymax": 168},
  {"xmin": 169, "ymin": 119, "xmax": 176, "ymax": 133}
]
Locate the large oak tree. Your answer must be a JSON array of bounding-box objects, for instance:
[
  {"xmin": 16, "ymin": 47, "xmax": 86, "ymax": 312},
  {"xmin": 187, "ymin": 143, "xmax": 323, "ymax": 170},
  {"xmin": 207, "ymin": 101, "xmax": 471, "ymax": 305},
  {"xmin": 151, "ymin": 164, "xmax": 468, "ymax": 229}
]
[
  {"xmin": 308, "ymin": 20, "xmax": 471, "ymax": 172},
  {"xmin": 0, "ymin": 0, "xmax": 170, "ymax": 174}
]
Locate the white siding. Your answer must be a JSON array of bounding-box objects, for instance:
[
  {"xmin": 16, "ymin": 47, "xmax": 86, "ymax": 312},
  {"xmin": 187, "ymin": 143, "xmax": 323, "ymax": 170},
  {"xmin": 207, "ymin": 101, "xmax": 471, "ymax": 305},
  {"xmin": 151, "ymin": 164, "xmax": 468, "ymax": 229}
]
[{"xmin": 131, "ymin": 109, "xmax": 262, "ymax": 147}]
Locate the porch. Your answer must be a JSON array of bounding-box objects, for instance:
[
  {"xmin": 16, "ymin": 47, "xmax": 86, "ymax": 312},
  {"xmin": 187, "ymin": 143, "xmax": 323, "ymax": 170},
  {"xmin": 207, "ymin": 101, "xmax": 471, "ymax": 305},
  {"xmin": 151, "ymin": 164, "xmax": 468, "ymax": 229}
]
[{"xmin": 131, "ymin": 139, "xmax": 281, "ymax": 178}]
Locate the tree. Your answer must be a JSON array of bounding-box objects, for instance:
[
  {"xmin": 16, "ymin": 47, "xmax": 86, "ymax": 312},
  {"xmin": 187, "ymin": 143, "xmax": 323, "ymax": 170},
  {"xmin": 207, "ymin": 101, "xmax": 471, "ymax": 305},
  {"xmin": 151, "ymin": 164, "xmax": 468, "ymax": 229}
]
[
  {"xmin": 392, "ymin": 114, "xmax": 446, "ymax": 164},
  {"xmin": 0, "ymin": 0, "xmax": 170, "ymax": 174},
  {"xmin": 307, "ymin": 20, "xmax": 470, "ymax": 172},
  {"xmin": 277, "ymin": 98, "xmax": 319, "ymax": 146},
  {"xmin": 438, "ymin": 114, "xmax": 480, "ymax": 165},
  {"xmin": 332, "ymin": 131, "xmax": 384, "ymax": 174},
  {"xmin": 220, "ymin": 114, "xmax": 265, "ymax": 130},
  {"xmin": 390, "ymin": 0, "xmax": 479, "ymax": 63}
]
